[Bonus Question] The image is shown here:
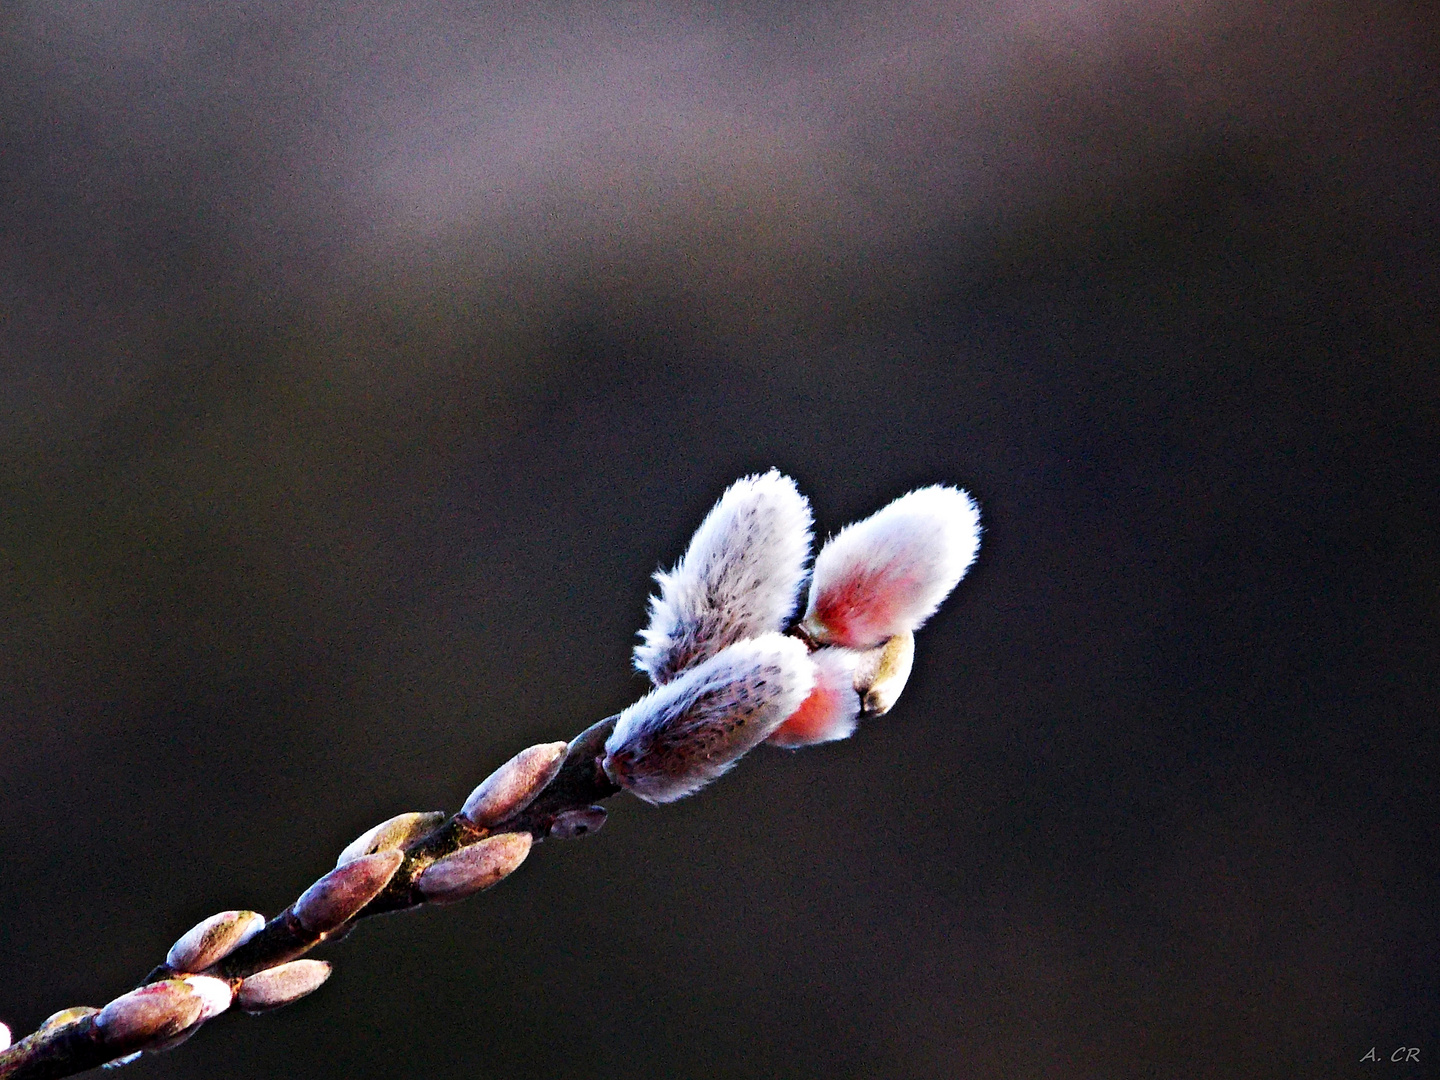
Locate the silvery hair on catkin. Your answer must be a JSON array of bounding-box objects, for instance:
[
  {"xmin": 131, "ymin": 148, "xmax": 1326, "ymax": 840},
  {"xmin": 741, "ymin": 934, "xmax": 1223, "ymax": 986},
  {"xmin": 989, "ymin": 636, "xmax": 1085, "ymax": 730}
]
[
  {"xmin": 607, "ymin": 633, "xmax": 816, "ymax": 803},
  {"xmin": 634, "ymin": 470, "xmax": 813, "ymax": 685}
]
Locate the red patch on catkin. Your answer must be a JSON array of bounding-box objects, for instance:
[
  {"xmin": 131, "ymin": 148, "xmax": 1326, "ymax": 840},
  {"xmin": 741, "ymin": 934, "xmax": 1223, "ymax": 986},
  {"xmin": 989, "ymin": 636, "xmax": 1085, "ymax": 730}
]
[
  {"xmin": 767, "ymin": 646, "xmax": 861, "ymax": 747},
  {"xmin": 804, "ymin": 485, "xmax": 980, "ymax": 649},
  {"xmin": 811, "ymin": 568, "xmax": 917, "ymax": 649},
  {"xmin": 769, "ymin": 685, "xmax": 846, "ymax": 745}
]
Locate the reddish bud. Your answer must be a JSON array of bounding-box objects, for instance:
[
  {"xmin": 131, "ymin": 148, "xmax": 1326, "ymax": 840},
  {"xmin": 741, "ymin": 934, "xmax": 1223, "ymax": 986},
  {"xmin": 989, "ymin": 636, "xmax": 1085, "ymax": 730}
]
[
  {"xmin": 95, "ymin": 982, "xmax": 204, "ymax": 1053},
  {"xmin": 236, "ymin": 960, "xmax": 333, "ymax": 1014},
  {"xmin": 415, "ymin": 832, "xmax": 533, "ymax": 904},
  {"xmin": 461, "ymin": 742, "xmax": 568, "ymax": 827},
  {"xmin": 293, "ymin": 849, "xmax": 404, "ymax": 934},
  {"xmin": 166, "ymin": 910, "xmax": 265, "ymax": 973}
]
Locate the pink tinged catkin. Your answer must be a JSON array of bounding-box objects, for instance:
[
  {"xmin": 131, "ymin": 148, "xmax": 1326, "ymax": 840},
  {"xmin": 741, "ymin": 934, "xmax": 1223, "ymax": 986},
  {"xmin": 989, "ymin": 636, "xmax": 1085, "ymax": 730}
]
[
  {"xmin": 801, "ymin": 485, "xmax": 980, "ymax": 649},
  {"xmin": 165, "ymin": 910, "xmax": 266, "ymax": 973},
  {"xmin": 768, "ymin": 630, "xmax": 916, "ymax": 747},
  {"xmin": 604, "ymin": 633, "xmax": 816, "ymax": 804},
  {"xmin": 293, "ymin": 849, "xmax": 404, "ymax": 934},
  {"xmin": 236, "ymin": 960, "xmax": 332, "ymax": 1014},
  {"xmin": 634, "ymin": 470, "xmax": 814, "ymax": 685},
  {"xmin": 415, "ymin": 832, "xmax": 533, "ymax": 904},
  {"xmin": 461, "ymin": 742, "xmax": 569, "ymax": 826}
]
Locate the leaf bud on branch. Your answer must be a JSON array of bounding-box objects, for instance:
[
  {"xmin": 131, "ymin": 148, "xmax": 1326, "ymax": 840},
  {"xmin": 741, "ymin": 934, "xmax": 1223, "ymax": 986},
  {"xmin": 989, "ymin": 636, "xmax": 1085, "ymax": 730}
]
[
  {"xmin": 236, "ymin": 962, "xmax": 333, "ymax": 1015},
  {"xmin": 460, "ymin": 742, "xmax": 569, "ymax": 826},
  {"xmin": 165, "ymin": 911, "xmax": 266, "ymax": 974},
  {"xmin": 415, "ymin": 833, "xmax": 534, "ymax": 904},
  {"xmin": 336, "ymin": 813, "xmax": 448, "ymax": 867},
  {"xmin": 293, "ymin": 850, "xmax": 405, "ymax": 935}
]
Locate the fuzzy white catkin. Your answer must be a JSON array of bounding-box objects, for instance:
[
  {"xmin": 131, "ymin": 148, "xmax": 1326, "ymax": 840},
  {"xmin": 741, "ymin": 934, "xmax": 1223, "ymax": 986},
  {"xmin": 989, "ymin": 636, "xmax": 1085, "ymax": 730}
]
[
  {"xmin": 1, "ymin": 1021, "xmax": 10, "ymax": 1052},
  {"xmin": 634, "ymin": 470, "xmax": 813, "ymax": 685},
  {"xmin": 802, "ymin": 485, "xmax": 980, "ymax": 649},
  {"xmin": 607, "ymin": 633, "xmax": 815, "ymax": 803}
]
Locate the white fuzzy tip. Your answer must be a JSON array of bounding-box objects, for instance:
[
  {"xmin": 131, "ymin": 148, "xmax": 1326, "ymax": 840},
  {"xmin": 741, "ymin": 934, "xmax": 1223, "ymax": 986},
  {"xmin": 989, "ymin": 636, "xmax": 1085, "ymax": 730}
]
[
  {"xmin": 766, "ymin": 646, "xmax": 863, "ymax": 748},
  {"xmin": 182, "ymin": 977, "xmax": 233, "ymax": 1023},
  {"xmin": 1, "ymin": 1021, "xmax": 10, "ymax": 1053},
  {"xmin": 605, "ymin": 633, "xmax": 816, "ymax": 803},
  {"xmin": 635, "ymin": 470, "xmax": 813, "ymax": 685},
  {"xmin": 802, "ymin": 486, "xmax": 980, "ymax": 648}
]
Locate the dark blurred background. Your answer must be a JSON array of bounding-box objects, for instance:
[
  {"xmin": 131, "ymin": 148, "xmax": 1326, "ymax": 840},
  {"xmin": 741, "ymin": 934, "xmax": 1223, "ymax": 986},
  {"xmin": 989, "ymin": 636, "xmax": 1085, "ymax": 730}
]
[{"xmin": 2, "ymin": 1, "xmax": 1436, "ymax": 1077}]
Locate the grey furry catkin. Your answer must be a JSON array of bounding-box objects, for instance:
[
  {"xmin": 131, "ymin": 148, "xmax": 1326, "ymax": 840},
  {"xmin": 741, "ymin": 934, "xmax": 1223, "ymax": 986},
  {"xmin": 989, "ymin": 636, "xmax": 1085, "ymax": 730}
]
[{"xmin": 635, "ymin": 470, "xmax": 813, "ymax": 684}]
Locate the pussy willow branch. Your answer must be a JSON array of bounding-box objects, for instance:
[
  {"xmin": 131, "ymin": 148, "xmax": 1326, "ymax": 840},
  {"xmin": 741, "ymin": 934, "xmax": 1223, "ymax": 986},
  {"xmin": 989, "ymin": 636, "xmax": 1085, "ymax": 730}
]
[
  {"xmin": 1, "ymin": 473, "xmax": 980, "ymax": 1080},
  {"xmin": 197, "ymin": 715, "xmax": 619, "ymax": 982},
  {"xmin": 0, "ymin": 716, "xmax": 621, "ymax": 1080}
]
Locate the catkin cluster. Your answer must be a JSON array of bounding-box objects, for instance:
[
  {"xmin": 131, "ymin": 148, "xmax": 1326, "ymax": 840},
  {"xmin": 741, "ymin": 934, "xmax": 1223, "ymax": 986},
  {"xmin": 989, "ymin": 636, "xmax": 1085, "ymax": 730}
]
[{"xmin": 0, "ymin": 472, "xmax": 980, "ymax": 1080}]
